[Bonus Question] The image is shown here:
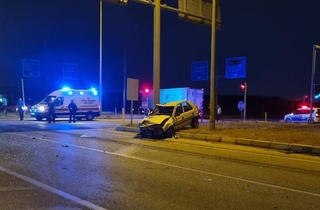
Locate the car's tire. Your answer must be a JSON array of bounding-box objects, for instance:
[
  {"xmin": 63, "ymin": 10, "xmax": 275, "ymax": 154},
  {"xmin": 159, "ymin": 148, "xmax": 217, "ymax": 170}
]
[
  {"xmin": 153, "ymin": 127, "xmax": 163, "ymax": 138},
  {"xmin": 36, "ymin": 116, "xmax": 43, "ymax": 121},
  {"xmin": 165, "ymin": 126, "xmax": 175, "ymax": 138},
  {"xmin": 191, "ymin": 117, "xmax": 199, "ymax": 128},
  {"xmin": 285, "ymin": 118, "xmax": 292, "ymax": 123},
  {"xmin": 86, "ymin": 112, "xmax": 94, "ymax": 121},
  {"xmin": 308, "ymin": 119, "xmax": 314, "ymax": 124}
]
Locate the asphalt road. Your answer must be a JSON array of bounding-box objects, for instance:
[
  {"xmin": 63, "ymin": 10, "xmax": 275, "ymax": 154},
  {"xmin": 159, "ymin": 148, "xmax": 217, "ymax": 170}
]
[{"xmin": 0, "ymin": 116, "xmax": 319, "ymax": 210}]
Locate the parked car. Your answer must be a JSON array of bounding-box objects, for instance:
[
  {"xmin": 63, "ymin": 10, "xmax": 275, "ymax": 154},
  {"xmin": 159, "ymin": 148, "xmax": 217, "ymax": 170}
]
[
  {"xmin": 139, "ymin": 100, "xmax": 200, "ymax": 138},
  {"xmin": 284, "ymin": 106, "xmax": 320, "ymax": 123}
]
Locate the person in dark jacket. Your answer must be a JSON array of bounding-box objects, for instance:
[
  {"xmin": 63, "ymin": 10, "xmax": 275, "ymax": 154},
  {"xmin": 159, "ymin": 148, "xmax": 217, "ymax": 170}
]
[
  {"xmin": 16, "ymin": 98, "xmax": 25, "ymax": 120},
  {"xmin": 47, "ymin": 99, "xmax": 55, "ymax": 123},
  {"xmin": 68, "ymin": 99, "xmax": 78, "ymax": 123}
]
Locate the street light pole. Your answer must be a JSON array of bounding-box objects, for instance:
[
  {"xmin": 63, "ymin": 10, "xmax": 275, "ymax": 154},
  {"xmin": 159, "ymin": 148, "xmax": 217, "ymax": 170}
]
[{"xmin": 99, "ymin": 0, "xmax": 103, "ymax": 111}]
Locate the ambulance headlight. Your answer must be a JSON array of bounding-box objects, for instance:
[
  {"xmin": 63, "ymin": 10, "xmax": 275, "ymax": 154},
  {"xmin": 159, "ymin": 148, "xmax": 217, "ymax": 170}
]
[{"xmin": 38, "ymin": 106, "xmax": 46, "ymax": 112}]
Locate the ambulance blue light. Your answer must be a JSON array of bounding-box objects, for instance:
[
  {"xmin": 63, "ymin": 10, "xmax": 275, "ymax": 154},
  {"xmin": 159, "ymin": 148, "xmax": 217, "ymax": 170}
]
[
  {"xmin": 68, "ymin": 91, "xmax": 73, "ymax": 95},
  {"xmin": 80, "ymin": 91, "xmax": 84, "ymax": 95},
  {"xmin": 62, "ymin": 87, "xmax": 71, "ymax": 91},
  {"xmin": 90, "ymin": 88, "xmax": 98, "ymax": 96},
  {"xmin": 315, "ymin": 94, "xmax": 320, "ymax": 99}
]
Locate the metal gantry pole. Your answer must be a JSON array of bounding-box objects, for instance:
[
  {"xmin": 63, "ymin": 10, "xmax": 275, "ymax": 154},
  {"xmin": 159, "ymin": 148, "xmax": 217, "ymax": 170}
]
[{"xmin": 209, "ymin": 0, "xmax": 217, "ymax": 130}]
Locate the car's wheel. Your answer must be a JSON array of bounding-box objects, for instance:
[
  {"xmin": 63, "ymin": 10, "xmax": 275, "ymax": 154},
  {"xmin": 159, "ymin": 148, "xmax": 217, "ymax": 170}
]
[
  {"xmin": 165, "ymin": 126, "xmax": 175, "ymax": 138},
  {"xmin": 191, "ymin": 117, "xmax": 199, "ymax": 128},
  {"xmin": 153, "ymin": 127, "xmax": 163, "ymax": 138},
  {"xmin": 86, "ymin": 112, "xmax": 94, "ymax": 121},
  {"xmin": 285, "ymin": 118, "xmax": 292, "ymax": 123},
  {"xmin": 308, "ymin": 119, "xmax": 314, "ymax": 124}
]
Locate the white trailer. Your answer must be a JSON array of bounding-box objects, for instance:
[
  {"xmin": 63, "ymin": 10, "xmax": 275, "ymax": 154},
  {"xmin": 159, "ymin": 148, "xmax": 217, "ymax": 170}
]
[{"xmin": 160, "ymin": 87, "xmax": 204, "ymax": 111}]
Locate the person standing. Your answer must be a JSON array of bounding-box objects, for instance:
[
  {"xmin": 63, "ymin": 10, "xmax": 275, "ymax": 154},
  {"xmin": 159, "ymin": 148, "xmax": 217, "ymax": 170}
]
[
  {"xmin": 2, "ymin": 97, "xmax": 7, "ymax": 115},
  {"xmin": 16, "ymin": 98, "xmax": 25, "ymax": 120},
  {"xmin": 216, "ymin": 105, "xmax": 222, "ymax": 121},
  {"xmin": 68, "ymin": 99, "xmax": 78, "ymax": 123},
  {"xmin": 47, "ymin": 99, "xmax": 55, "ymax": 123}
]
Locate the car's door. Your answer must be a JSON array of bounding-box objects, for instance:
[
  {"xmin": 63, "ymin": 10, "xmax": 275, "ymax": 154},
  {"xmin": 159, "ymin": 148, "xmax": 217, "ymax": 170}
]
[
  {"xmin": 291, "ymin": 109, "xmax": 303, "ymax": 122},
  {"xmin": 173, "ymin": 103, "xmax": 185, "ymax": 130},
  {"xmin": 300, "ymin": 109, "xmax": 311, "ymax": 122}
]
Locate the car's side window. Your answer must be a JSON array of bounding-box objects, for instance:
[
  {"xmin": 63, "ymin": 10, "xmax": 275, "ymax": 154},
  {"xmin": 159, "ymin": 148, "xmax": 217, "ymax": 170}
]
[
  {"xmin": 182, "ymin": 101, "xmax": 192, "ymax": 112},
  {"xmin": 176, "ymin": 104, "xmax": 183, "ymax": 115}
]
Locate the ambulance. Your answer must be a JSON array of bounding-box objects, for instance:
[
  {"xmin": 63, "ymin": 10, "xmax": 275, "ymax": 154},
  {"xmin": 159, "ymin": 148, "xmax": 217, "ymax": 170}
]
[{"xmin": 30, "ymin": 88, "xmax": 100, "ymax": 121}]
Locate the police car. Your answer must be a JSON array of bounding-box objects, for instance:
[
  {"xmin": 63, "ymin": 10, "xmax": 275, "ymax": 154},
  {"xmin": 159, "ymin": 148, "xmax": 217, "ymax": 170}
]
[{"xmin": 284, "ymin": 106, "xmax": 320, "ymax": 123}]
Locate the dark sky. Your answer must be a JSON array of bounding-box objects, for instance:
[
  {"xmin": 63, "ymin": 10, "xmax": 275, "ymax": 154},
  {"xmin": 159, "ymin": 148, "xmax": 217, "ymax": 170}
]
[{"xmin": 1, "ymin": 0, "xmax": 320, "ymax": 108}]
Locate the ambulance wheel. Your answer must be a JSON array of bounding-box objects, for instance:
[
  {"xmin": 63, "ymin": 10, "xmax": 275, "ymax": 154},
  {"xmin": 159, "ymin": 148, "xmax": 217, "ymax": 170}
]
[
  {"xmin": 86, "ymin": 112, "xmax": 94, "ymax": 121},
  {"xmin": 308, "ymin": 119, "xmax": 314, "ymax": 124},
  {"xmin": 36, "ymin": 116, "xmax": 43, "ymax": 121}
]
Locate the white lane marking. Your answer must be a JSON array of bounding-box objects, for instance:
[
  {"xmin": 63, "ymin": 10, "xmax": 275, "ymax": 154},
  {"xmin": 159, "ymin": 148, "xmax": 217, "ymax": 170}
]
[
  {"xmin": 0, "ymin": 166, "xmax": 108, "ymax": 210},
  {"xmin": 10, "ymin": 132, "xmax": 320, "ymax": 198}
]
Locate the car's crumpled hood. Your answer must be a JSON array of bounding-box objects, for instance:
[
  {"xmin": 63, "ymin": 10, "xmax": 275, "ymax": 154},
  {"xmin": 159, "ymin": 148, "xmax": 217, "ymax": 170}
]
[{"xmin": 139, "ymin": 115, "xmax": 170, "ymax": 127}]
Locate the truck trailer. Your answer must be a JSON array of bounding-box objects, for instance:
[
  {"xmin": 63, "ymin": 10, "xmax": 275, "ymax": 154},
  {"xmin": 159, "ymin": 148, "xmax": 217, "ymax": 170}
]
[{"xmin": 141, "ymin": 87, "xmax": 204, "ymax": 112}]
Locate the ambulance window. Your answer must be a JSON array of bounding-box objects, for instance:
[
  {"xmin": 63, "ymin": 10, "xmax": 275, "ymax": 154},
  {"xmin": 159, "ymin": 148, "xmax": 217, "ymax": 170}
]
[{"xmin": 55, "ymin": 97, "xmax": 63, "ymax": 106}]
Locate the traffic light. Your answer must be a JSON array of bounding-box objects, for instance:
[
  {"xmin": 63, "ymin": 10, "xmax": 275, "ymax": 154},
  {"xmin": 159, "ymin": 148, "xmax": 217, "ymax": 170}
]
[
  {"xmin": 240, "ymin": 84, "xmax": 246, "ymax": 94},
  {"xmin": 144, "ymin": 88, "xmax": 150, "ymax": 94}
]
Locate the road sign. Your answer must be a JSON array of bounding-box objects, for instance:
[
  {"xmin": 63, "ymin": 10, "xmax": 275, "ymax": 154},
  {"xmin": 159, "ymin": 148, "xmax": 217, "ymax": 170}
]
[
  {"xmin": 63, "ymin": 63, "xmax": 78, "ymax": 80},
  {"xmin": 22, "ymin": 59, "xmax": 39, "ymax": 77},
  {"xmin": 238, "ymin": 101, "xmax": 244, "ymax": 111},
  {"xmin": 191, "ymin": 61, "xmax": 208, "ymax": 81},
  {"xmin": 226, "ymin": 57, "xmax": 246, "ymax": 79},
  {"xmin": 126, "ymin": 78, "xmax": 139, "ymax": 101},
  {"xmin": 141, "ymin": 102, "xmax": 147, "ymax": 109}
]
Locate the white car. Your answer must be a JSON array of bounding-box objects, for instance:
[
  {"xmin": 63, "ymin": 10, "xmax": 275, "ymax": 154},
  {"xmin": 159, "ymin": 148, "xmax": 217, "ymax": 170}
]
[
  {"xmin": 284, "ymin": 106, "xmax": 320, "ymax": 123},
  {"xmin": 139, "ymin": 100, "xmax": 200, "ymax": 138}
]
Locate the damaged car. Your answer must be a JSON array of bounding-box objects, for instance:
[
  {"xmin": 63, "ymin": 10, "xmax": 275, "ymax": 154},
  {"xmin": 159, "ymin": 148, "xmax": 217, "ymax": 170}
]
[{"xmin": 138, "ymin": 100, "xmax": 200, "ymax": 138}]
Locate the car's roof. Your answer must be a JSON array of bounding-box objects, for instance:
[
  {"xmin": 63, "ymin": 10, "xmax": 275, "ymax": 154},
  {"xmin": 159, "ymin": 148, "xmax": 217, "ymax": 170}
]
[{"xmin": 297, "ymin": 107, "xmax": 320, "ymax": 110}]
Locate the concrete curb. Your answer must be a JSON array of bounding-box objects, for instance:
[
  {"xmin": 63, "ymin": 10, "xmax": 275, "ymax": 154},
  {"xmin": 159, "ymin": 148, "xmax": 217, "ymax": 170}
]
[
  {"xmin": 179, "ymin": 133, "xmax": 320, "ymax": 156},
  {"xmin": 115, "ymin": 125, "xmax": 320, "ymax": 156}
]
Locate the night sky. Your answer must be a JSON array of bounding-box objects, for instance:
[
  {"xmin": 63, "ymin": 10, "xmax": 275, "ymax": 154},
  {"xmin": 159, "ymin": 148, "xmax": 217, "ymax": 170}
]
[{"xmin": 1, "ymin": 0, "xmax": 320, "ymax": 110}]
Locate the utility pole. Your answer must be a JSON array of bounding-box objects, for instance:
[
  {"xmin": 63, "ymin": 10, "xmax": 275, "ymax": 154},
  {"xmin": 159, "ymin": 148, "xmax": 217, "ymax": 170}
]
[
  {"xmin": 153, "ymin": 0, "xmax": 161, "ymax": 106},
  {"xmin": 209, "ymin": 0, "xmax": 217, "ymax": 130},
  {"xmin": 309, "ymin": 45, "xmax": 320, "ymax": 123}
]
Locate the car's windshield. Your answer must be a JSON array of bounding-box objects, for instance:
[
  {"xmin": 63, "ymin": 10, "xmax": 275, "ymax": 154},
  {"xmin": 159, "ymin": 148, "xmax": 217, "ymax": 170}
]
[
  {"xmin": 40, "ymin": 96, "xmax": 56, "ymax": 104},
  {"xmin": 151, "ymin": 105, "xmax": 174, "ymax": 116}
]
